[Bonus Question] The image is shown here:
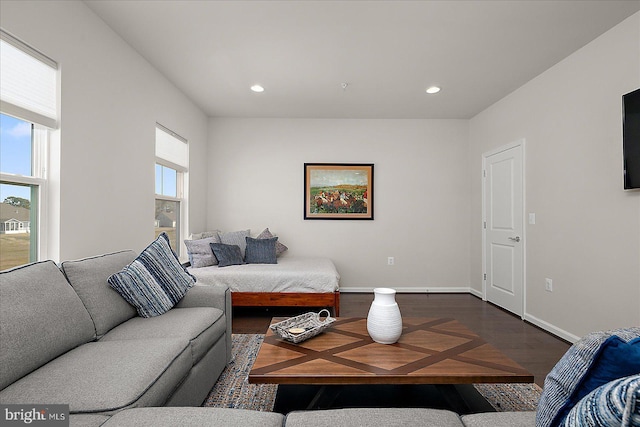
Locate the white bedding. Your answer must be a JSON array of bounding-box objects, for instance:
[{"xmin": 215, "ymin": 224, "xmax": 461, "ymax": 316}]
[{"xmin": 187, "ymin": 256, "xmax": 340, "ymax": 293}]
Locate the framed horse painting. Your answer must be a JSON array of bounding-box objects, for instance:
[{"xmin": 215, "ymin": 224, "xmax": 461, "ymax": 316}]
[{"xmin": 304, "ymin": 163, "xmax": 374, "ymax": 220}]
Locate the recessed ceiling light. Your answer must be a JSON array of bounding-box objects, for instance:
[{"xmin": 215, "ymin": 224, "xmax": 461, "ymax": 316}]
[
  {"xmin": 251, "ymin": 84, "xmax": 265, "ymax": 93},
  {"xmin": 426, "ymin": 86, "xmax": 441, "ymax": 94}
]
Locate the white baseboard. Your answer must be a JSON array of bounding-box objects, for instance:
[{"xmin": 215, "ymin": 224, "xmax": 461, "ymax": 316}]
[
  {"xmin": 340, "ymin": 287, "xmax": 472, "ymax": 293},
  {"xmin": 523, "ymin": 312, "xmax": 580, "ymax": 344},
  {"xmin": 468, "ymin": 288, "xmax": 483, "ymax": 299}
]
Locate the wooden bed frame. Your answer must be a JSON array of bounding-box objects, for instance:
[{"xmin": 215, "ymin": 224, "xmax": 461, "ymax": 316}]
[{"xmin": 231, "ymin": 291, "xmax": 340, "ymax": 316}]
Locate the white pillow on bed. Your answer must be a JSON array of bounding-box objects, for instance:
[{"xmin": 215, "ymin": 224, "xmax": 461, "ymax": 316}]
[
  {"xmin": 184, "ymin": 236, "xmax": 220, "ymax": 267},
  {"xmin": 190, "ymin": 230, "xmax": 220, "ymax": 240}
]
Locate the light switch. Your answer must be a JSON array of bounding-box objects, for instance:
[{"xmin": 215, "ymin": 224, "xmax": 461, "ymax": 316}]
[{"xmin": 528, "ymin": 213, "xmax": 536, "ymax": 225}]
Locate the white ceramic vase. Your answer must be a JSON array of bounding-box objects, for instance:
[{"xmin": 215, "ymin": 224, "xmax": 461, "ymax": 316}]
[{"xmin": 366, "ymin": 287, "xmax": 402, "ymax": 344}]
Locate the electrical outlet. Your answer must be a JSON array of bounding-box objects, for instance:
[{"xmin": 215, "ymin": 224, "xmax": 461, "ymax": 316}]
[
  {"xmin": 387, "ymin": 257, "xmax": 395, "ymax": 266},
  {"xmin": 545, "ymin": 278, "xmax": 553, "ymax": 292}
]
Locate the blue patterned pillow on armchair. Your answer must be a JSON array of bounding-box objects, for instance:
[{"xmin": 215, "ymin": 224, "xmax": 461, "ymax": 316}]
[
  {"xmin": 536, "ymin": 327, "xmax": 640, "ymax": 427},
  {"xmin": 561, "ymin": 374, "xmax": 640, "ymax": 427}
]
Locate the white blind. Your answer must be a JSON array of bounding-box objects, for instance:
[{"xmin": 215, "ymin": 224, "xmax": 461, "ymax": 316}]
[
  {"xmin": 0, "ymin": 30, "xmax": 58, "ymax": 129},
  {"xmin": 156, "ymin": 125, "xmax": 188, "ymax": 171}
]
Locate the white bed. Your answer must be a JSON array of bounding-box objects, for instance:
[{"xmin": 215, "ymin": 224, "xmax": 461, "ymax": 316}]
[{"xmin": 187, "ymin": 256, "xmax": 341, "ymax": 315}]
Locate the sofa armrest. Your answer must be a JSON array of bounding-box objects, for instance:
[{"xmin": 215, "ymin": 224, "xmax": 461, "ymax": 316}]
[
  {"xmin": 176, "ymin": 284, "xmax": 232, "ymax": 362},
  {"xmin": 178, "ymin": 284, "xmax": 227, "ymax": 310}
]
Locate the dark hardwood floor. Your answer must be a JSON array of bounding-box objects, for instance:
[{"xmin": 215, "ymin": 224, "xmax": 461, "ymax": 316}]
[{"xmin": 232, "ymin": 293, "xmax": 571, "ymax": 387}]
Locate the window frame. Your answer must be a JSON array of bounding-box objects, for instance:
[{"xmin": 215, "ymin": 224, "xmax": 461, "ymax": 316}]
[
  {"xmin": 0, "ymin": 120, "xmax": 49, "ymax": 263},
  {"xmin": 0, "ymin": 29, "xmax": 58, "ymax": 268},
  {"xmin": 155, "ymin": 124, "xmax": 189, "ymax": 258}
]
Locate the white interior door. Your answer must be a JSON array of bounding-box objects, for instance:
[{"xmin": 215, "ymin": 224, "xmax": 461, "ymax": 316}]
[{"xmin": 483, "ymin": 142, "xmax": 524, "ymax": 317}]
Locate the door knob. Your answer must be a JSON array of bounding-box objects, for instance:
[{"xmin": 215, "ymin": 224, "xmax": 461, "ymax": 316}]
[{"xmin": 508, "ymin": 236, "xmax": 521, "ymax": 242}]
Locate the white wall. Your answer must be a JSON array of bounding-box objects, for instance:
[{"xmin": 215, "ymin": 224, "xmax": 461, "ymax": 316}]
[
  {"xmin": 208, "ymin": 119, "xmax": 470, "ymax": 290},
  {"xmin": 1, "ymin": 1, "xmax": 209, "ymax": 260},
  {"xmin": 469, "ymin": 13, "xmax": 640, "ymax": 340}
]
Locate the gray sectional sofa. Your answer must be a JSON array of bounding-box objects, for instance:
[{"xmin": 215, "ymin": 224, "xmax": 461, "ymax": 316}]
[
  {"xmin": 2, "ymin": 251, "xmax": 637, "ymax": 427},
  {"xmin": 0, "ymin": 250, "xmax": 232, "ymax": 418}
]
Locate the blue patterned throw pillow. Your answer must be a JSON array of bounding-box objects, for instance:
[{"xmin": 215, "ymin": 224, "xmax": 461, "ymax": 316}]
[
  {"xmin": 245, "ymin": 236, "xmax": 278, "ymax": 264},
  {"xmin": 573, "ymin": 337, "xmax": 640, "ymax": 401},
  {"xmin": 537, "ymin": 327, "xmax": 640, "ymax": 427},
  {"xmin": 108, "ymin": 233, "xmax": 195, "ymax": 317},
  {"xmin": 561, "ymin": 374, "xmax": 640, "ymax": 427}
]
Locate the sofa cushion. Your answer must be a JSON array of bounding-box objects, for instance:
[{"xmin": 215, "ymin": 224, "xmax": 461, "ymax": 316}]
[
  {"xmin": 285, "ymin": 408, "xmax": 464, "ymax": 427},
  {"xmin": 176, "ymin": 284, "xmax": 233, "ymax": 362},
  {"xmin": 100, "ymin": 307, "xmax": 225, "ymax": 365},
  {"xmin": 184, "ymin": 236, "xmax": 220, "ymax": 267},
  {"xmin": 461, "ymin": 411, "xmax": 536, "ymax": 427},
  {"xmin": 537, "ymin": 327, "xmax": 640, "ymax": 427},
  {"xmin": 244, "ymin": 236, "xmax": 278, "ymax": 264},
  {"xmin": 0, "ymin": 338, "xmax": 191, "ymax": 414},
  {"xmin": 108, "ymin": 233, "xmax": 195, "ymax": 318},
  {"xmin": 103, "ymin": 407, "xmax": 284, "ymax": 427},
  {"xmin": 61, "ymin": 250, "xmax": 138, "ymax": 338},
  {"xmin": 0, "ymin": 261, "xmax": 95, "ymax": 390},
  {"xmin": 69, "ymin": 414, "xmax": 111, "ymax": 427},
  {"xmin": 561, "ymin": 374, "xmax": 640, "ymax": 427}
]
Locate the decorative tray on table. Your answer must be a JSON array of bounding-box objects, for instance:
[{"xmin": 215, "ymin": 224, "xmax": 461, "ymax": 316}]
[{"xmin": 269, "ymin": 309, "xmax": 335, "ymax": 344}]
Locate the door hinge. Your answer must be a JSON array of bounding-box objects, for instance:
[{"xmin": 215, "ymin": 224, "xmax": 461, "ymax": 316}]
[
  {"xmin": 483, "ymin": 221, "xmax": 486, "ymax": 229},
  {"xmin": 483, "ymin": 170, "xmax": 486, "ymax": 178},
  {"xmin": 483, "ymin": 273, "xmax": 487, "ymax": 280}
]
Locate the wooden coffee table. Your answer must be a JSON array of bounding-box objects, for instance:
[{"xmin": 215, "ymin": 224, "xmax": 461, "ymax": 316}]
[{"xmin": 250, "ymin": 317, "xmax": 533, "ymax": 385}]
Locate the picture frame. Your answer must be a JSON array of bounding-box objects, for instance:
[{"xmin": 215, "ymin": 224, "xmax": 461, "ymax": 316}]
[{"xmin": 304, "ymin": 163, "xmax": 374, "ymax": 220}]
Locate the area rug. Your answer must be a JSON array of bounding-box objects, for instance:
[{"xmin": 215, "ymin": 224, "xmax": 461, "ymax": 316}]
[
  {"xmin": 204, "ymin": 334, "xmax": 277, "ymax": 411},
  {"xmin": 203, "ymin": 334, "xmax": 542, "ymax": 413}
]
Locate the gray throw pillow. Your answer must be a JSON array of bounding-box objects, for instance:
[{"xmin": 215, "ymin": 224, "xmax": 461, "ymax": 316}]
[
  {"xmin": 184, "ymin": 236, "xmax": 219, "ymax": 267},
  {"xmin": 108, "ymin": 233, "xmax": 195, "ymax": 317},
  {"xmin": 245, "ymin": 236, "xmax": 278, "ymax": 264},
  {"xmin": 209, "ymin": 243, "xmax": 245, "ymax": 267},
  {"xmin": 256, "ymin": 228, "xmax": 288, "ymax": 255},
  {"xmin": 218, "ymin": 229, "xmax": 250, "ymax": 258}
]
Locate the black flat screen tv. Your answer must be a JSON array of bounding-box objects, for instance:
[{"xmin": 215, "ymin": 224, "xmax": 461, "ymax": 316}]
[{"xmin": 623, "ymin": 88, "xmax": 640, "ymax": 189}]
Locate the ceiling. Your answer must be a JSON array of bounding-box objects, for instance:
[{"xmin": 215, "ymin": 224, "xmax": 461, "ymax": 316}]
[{"xmin": 85, "ymin": 1, "xmax": 640, "ymax": 119}]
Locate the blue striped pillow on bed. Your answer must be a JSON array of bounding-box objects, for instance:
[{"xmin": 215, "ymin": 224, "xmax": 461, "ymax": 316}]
[{"xmin": 108, "ymin": 233, "xmax": 195, "ymax": 317}]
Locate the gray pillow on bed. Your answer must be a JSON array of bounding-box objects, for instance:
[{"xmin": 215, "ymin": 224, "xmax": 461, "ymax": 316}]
[
  {"xmin": 256, "ymin": 228, "xmax": 288, "ymax": 255},
  {"xmin": 209, "ymin": 243, "xmax": 245, "ymax": 267},
  {"xmin": 218, "ymin": 229, "xmax": 250, "ymax": 258},
  {"xmin": 245, "ymin": 236, "xmax": 278, "ymax": 264},
  {"xmin": 184, "ymin": 236, "xmax": 219, "ymax": 267}
]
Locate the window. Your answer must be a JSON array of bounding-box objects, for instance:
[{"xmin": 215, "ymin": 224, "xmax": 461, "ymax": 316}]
[
  {"xmin": 0, "ymin": 30, "xmax": 57, "ymax": 270},
  {"xmin": 155, "ymin": 124, "xmax": 188, "ymax": 257}
]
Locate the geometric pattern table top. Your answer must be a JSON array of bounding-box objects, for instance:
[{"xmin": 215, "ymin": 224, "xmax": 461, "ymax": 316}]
[{"xmin": 249, "ymin": 317, "xmax": 534, "ymax": 385}]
